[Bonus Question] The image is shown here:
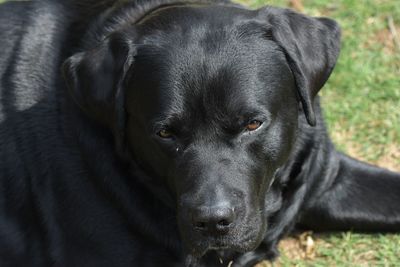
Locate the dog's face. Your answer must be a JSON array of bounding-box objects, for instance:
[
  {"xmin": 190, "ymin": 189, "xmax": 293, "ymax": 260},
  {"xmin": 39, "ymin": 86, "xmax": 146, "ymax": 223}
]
[
  {"xmin": 63, "ymin": 3, "xmax": 340, "ymax": 258},
  {"xmin": 124, "ymin": 6, "xmax": 299, "ymax": 255}
]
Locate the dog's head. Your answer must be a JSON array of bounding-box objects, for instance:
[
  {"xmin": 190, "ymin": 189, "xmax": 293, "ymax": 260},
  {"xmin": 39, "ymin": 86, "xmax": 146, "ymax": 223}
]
[{"xmin": 63, "ymin": 3, "xmax": 340, "ymax": 257}]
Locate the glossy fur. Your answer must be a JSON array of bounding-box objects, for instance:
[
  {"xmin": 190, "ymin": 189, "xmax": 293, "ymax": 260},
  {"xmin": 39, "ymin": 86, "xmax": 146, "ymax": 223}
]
[{"xmin": 0, "ymin": 1, "xmax": 399, "ymax": 266}]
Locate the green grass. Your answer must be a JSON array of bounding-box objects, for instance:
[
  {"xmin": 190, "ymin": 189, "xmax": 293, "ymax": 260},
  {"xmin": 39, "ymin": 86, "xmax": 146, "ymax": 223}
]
[
  {"xmin": 235, "ymin": 0, "xmax": 400, "ymax": 266},
  {"xmin": 276, "ymin": 233, "xmax": 400, "ymax": 267}
]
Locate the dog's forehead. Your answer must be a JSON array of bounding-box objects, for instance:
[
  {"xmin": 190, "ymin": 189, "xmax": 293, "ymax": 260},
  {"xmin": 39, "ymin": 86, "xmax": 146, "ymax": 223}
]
[
  {"xmin": 137, "ymin": 4, "xmax": 255, "ymax": 28},
  {"xmin": 136, "ymin": 4, "xmax": 265, "ymax": 49},
  {"xmin": 130, "ymin": 4, "xmax": 293, "ymax": 122}
]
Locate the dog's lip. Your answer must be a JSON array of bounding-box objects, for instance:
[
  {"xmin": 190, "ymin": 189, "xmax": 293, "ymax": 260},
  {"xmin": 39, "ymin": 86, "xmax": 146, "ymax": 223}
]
[{"xmin": 187, "ymin": 232, "xmax": 261, "ymax": 257}]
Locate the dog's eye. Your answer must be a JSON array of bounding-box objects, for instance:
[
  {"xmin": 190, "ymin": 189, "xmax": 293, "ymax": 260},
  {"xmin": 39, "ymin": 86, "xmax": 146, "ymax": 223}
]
[
  {"xmin": 245, "ymin": 120, "xmax": 262, "ymax": 131},
  {"xmin": 157, "ymin": 129, "xmax": 174, "ymax": 139}
]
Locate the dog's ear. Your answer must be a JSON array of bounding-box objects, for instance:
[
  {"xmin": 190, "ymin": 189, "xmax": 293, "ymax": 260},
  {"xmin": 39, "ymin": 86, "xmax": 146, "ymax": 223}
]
[
  {"xmin": 62, "ymin": 32, "xmax": 135, "ymax": 144},
  {"xmin": 259, "ymin": 7, "xmax": 341, "ymax": 126}
]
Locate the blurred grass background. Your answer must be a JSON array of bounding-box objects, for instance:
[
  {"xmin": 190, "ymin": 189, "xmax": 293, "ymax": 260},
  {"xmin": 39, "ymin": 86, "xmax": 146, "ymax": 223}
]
[
  {"xmin": 235, "ymin": 0, "xmax": 400, "ymax": 266},
  {"xmin": 1, "ymin": 0, "xmax": 399, "ymax": 266}
]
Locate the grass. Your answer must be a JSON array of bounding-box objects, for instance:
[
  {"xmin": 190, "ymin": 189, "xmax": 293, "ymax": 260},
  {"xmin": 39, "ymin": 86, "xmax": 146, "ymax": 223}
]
[
  {"xmin": 235, "ymin": 0, "xmax": 400, "ymax": 266},
  {"xmin": 266, "ymin": 232, "xmax": 400, "ymax": 267},
  {"xmin": 1, "ymin": 0, "xmax": 399, "ymax": 265}
]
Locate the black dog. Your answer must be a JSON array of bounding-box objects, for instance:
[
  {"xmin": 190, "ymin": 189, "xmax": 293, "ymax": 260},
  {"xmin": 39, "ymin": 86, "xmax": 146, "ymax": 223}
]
[{"xmin": 0, "ymin": 0, "xmax": 399, "ymax": 266}]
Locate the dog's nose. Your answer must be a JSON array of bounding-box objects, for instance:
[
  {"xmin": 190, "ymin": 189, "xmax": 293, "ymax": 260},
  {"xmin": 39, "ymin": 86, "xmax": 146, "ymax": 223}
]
[{"xmin": 192, "ymin": 204, "xmax": 236, "ymax": 234}]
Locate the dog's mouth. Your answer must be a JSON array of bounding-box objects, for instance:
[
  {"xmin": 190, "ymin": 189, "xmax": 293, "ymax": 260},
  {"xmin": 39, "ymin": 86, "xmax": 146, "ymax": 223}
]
[{"xmin": 183, "ymin": 226, "xmax": 265, "ymax": 258}]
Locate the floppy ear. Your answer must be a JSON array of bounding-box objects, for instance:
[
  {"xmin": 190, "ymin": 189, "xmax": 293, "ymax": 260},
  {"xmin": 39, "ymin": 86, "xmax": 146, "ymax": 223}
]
[
  {"xmin": 62, "ymin": 32, "xmax": 135, "ymax": 144},
  {"xmin": 259, "ymin": 7, "xmax": 341, "ymax": 126}
]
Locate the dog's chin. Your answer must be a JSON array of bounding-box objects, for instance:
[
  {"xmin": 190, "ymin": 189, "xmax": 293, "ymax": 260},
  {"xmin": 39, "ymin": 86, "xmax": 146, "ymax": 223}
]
[
  {"xmin": 184, "ymin": 230, "xmax": 265, "ymax": 259},
  {"xmin": 179, "ymin": 211, "xmax": 268, "ymax": 259}
]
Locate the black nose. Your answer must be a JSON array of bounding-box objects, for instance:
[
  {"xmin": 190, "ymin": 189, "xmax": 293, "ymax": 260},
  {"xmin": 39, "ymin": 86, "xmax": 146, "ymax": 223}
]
[{"xmin": 192, "ymin": 204, "xmax": 236, "ymax": 234}]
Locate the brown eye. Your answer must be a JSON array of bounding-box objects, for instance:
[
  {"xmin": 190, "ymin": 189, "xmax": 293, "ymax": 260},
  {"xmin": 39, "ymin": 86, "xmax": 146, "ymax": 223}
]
[
  {"xmin": 245, "ymin": 120, "xmax": 262, "ymax": 131},
  {"xmin": 157, "ymin": 129, "xmax": 173, "ymax": 139}
]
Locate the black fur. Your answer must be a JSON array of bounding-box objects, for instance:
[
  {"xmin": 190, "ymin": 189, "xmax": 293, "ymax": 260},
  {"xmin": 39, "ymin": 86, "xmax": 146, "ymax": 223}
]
[{"xmin": 0, "ymin": 1, "xmax": 399, "ymax": 266}]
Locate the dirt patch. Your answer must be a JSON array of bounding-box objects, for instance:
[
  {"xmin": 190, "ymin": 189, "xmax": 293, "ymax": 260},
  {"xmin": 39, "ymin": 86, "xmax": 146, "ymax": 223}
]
[
  {"xmin": 374, "ymin": 143, "xmax": 400, "ymax": 171},
  {"xmin": 330, "ymin": 128, "xmax": 400, "ymax": 172},
  {"xmin": 365, "ymin": 18, "xmax": 400, "ymax": 56},
  {"xmin": 376, "ymin": 28, "xmax": 397, "ymax": 55},
  {"xmin": 255, "ymin": 232, "xmax": 325, "ymax": 266},
  {"xmin": 288, "ymin": 0, "xmax": 304, "ymax": 12}
]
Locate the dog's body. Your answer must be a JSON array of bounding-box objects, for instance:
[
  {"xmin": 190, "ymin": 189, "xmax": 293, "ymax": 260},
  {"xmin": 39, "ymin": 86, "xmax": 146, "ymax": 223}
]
[{"xmin": 0, "ymin": 1, "xmax": 399, "ymax": 266}]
